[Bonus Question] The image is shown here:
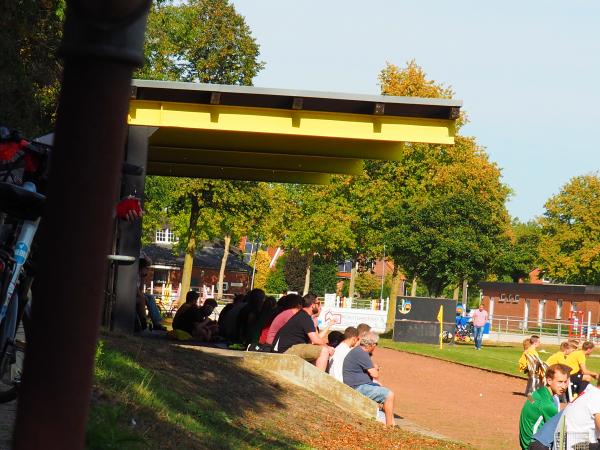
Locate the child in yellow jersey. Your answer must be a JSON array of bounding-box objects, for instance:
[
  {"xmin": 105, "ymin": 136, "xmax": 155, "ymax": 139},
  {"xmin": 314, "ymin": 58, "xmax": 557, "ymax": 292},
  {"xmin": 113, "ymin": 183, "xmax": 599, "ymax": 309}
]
[
  {"xmin": 519, "ymin": 335, "xmax": 543, "ymax": 395},
  {"xmin": 546, "ymin": 341, "xmax": 576, "ymax": 366},
  {"xmin": 565, "ymin": 341, "xmax": 599, "ymax": 399}
]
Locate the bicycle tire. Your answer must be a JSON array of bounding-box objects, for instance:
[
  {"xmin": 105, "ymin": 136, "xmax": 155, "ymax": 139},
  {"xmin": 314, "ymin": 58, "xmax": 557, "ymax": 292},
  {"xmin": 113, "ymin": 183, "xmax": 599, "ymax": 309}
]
[{"xmin": 0, "ymin": 293, "xmax": 28, "ymax": 403}]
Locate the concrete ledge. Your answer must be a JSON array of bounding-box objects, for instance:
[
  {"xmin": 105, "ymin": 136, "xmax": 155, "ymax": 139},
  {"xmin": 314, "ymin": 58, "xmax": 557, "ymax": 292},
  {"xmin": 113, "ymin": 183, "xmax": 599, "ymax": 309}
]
[{"xmin": 241, "ymin": 351, "xmax": 378, "ymax": 419}]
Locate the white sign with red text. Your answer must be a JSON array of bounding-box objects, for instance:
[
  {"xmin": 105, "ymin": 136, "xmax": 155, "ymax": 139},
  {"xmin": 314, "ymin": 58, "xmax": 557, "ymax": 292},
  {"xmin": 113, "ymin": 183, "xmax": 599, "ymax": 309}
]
[{"xmin": 318, "ymin": 307, "xmax": 388, "ymax": 334}]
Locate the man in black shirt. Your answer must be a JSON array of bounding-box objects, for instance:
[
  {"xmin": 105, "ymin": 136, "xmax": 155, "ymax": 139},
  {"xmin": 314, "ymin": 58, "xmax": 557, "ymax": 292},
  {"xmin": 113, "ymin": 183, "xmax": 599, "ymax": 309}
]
[
  {"xmin": 173, "ymin": 291, "xmax": 217, "ymax": 338},
  {"xmin": 273, "ymin": 294, "xmax": 332, "ymax": 370}
]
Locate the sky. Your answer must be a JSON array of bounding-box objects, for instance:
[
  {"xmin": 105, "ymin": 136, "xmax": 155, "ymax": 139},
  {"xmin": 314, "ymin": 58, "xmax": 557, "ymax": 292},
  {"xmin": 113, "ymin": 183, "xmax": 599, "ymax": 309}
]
[{"xmin": 230, "ymin": 0, "xmax": 600, "ymax": 221}]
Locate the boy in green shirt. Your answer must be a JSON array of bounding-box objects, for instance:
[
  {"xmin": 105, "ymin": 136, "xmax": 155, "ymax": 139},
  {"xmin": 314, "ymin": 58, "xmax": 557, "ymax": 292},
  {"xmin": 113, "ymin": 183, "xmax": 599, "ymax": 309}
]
[{"xmin": 519, "ymin": 364, "xmax": 570, "ymax": 450}]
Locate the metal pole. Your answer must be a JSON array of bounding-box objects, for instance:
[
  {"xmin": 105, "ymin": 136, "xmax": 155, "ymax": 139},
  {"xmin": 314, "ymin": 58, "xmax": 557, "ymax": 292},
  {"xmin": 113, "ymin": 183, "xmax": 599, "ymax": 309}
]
[
  {"xmin": 13, "ymin": 2, "xmax": 150, "ymax": 448},
  {"xmin": 250, "ymin": 241, "xmax": 260, "ymax": 290},
  {"xmin": 379, "ymin": 244, "xmax": 385, "ymax": 300}
]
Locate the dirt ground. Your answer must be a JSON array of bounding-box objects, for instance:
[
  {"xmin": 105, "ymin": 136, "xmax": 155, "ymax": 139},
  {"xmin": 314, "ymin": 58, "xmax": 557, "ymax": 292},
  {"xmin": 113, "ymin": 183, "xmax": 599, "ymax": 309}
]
[{"xmin": 375, "ymin": 348, "xmax": 525, "ymax": 450}]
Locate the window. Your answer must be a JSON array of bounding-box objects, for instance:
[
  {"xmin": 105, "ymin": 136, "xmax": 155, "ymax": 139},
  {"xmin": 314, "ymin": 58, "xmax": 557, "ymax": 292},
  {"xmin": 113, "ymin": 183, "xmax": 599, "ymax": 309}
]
[
  {"xmin": 556, "ymin": 299, "xmax": 563, "ymax": 319},
  {"xmin": 218, "ymin": 282, "xmax": 229, "ymax": 292},
  {"xmin": 337, "ymin": 260, "xmax": 353, "ymax": 273},
  {"xmin": 155, "ymin": 228, "xmax": 177, "ymax": 243},
  {"xmin": 500, "ymin": 294, "xmax": 507, "ymax": 303},
  {"xmin": 514, "ymin": 295, "xmax": 520, "ymax": 304},
  {"xmin": 508, "ymin": 294, "xmax": 514, "ymax": 303}
]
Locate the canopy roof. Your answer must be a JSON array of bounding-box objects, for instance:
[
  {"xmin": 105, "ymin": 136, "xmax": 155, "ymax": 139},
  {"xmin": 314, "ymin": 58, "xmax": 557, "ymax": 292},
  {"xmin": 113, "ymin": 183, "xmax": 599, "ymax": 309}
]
[{"xmin": 128, "ymin": 80, "xmax": 462, "ymax": 184}]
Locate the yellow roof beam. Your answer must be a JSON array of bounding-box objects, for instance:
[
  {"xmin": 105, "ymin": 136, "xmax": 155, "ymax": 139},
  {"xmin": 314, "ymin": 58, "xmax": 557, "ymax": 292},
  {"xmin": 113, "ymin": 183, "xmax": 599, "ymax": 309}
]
[
  {"xmin": 147, "ymin": 162, "xmax": 331, "ymax": 184},
  {"xmin": 129, "ymin": 100, "xmax": 456, "ymax": 146},
  {"xmin": 148, "ymin": 128, "xmax": 405, "ymax": 161},
  {"xmin": 149, "ymin": 146, "xmax": 364, "ymax": 175}
]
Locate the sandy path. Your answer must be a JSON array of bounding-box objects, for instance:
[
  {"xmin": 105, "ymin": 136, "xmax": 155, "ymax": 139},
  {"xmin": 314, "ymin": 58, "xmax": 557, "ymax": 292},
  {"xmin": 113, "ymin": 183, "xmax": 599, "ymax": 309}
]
[{"xmin": 375, "ymin": 348, "xmax": 526, "ymax": 449}]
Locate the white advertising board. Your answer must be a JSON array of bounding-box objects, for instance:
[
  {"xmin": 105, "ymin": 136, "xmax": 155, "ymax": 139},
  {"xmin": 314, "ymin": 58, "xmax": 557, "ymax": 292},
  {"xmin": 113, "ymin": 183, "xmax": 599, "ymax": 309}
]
[{"xmin": 318, "ymin": 306, "xmax": 388, "ymax": 334}]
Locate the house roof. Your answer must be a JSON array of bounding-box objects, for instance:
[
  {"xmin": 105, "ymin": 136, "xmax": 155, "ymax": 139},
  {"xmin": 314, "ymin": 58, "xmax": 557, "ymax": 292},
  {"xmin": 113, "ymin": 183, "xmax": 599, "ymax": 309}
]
[
  {"xmin": 480, "ymin": 282, "xmax": 600, "ymax": 296},
  {"xmin": 142, "ymin": 243, "xmax": 252, "ymax": 273},
  {"xmin": 128, "ymin": 79, "xmax": 461, "ymax": 184}
]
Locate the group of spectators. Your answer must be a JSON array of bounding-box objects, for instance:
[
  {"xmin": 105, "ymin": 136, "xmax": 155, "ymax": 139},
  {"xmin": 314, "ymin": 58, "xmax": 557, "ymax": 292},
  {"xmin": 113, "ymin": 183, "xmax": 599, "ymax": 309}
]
[
  {"xmin": 519, "ymin": 337, "xmax": 600, "ymax": 449},
  {"xmin": 166, "ymin": 289, "xmax": 397, "ymax": 426}
]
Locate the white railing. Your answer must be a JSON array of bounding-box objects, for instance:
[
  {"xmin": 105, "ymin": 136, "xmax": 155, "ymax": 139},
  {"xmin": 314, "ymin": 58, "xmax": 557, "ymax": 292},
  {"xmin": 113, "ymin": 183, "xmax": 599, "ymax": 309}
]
[{"xmin": 489, "ymin": 314, "xmax": 600, "ymax": 342}]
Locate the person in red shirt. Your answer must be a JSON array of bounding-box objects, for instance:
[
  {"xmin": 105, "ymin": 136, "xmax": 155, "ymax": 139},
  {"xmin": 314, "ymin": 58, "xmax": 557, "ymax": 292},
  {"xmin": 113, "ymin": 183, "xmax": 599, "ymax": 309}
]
[{"xmin": 472, "ymin": 303, "xmax": 489, "ymax": 350}]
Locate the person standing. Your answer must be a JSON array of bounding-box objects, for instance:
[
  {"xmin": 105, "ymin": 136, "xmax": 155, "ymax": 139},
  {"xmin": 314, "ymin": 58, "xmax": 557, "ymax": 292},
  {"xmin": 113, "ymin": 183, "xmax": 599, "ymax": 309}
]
[{"xmin": 472, "ymin": 303, "xmax": 488, "ymax": 350}]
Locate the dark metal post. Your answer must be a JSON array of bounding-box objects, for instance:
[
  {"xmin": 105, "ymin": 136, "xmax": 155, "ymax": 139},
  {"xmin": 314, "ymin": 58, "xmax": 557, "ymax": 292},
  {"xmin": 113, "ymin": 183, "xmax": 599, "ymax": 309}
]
[{"xmin": 13, "ymin": 1, "xmax": 150, "ymax": 448}]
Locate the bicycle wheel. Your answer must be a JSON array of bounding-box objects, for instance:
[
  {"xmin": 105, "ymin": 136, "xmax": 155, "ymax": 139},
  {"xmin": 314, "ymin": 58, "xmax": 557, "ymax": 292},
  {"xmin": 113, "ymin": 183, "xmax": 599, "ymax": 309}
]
[{"xmin": 0, "ymin": 293, "xmax": 27, "ymax": 403}]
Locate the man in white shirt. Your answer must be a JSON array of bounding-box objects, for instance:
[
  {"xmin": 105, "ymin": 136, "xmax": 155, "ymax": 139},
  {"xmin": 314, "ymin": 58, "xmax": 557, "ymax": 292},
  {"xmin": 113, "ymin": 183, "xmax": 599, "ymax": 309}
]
[
  {"xmin": 328, "ymin": 327, "xmax": 359, "ymax": 382},
  {"xmin": 562, "ymin": 384, "xmax": 600, "ymax": 448}
]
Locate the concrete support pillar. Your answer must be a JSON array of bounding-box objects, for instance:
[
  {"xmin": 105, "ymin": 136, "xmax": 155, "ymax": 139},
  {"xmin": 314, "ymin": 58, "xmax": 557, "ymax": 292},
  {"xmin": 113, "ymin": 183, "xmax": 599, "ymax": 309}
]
[{"xmin": 112, "ymin": 126, "xmax": 154, "ymax": 332}]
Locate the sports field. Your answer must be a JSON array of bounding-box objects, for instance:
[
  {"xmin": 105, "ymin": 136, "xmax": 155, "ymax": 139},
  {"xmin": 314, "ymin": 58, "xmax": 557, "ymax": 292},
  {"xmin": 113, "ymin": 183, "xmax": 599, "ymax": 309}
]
[{"xmin": 380, "ymin": 339, "xmax": 600, "ymax": 377}]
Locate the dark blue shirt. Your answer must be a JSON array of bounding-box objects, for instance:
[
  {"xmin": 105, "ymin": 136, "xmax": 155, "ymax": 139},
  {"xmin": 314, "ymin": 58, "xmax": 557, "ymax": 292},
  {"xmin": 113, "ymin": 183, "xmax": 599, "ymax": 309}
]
[{"xmin": 342, "ymin": 346, "xmax": 374, "ymax": 388}]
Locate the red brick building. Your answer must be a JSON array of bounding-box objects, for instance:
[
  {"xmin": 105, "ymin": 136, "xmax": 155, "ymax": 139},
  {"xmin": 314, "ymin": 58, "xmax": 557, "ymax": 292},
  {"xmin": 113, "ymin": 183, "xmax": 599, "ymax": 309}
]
[
  {"xmin": 480, "ymin": 281, "xmax": 600, "ymax": 325},
  {"xmin": 143, "ymin": 243, "xmax": 252, "ymax": 296}
]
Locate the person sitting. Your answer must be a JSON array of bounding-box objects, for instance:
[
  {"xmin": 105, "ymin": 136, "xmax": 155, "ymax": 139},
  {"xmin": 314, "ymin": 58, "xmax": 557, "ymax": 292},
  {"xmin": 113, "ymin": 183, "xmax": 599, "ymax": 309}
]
[
  {"xmin": 518, "ymin": 364, "xmax": 570, "ymax": 450},
  {"xmin": 565, "ymin": 340, "xmax": 599, "ymax": 399},
  {"xmin": 261, "ymin": 294, "xmax": 303, "ymax": 345},
  {"xmin": 236, "ymin": 288, "xmax": 266, "ymax": 344},
  {"xmin": 328, "ymin": 326, "xmax": 359, "ymax": 382},
  {"xmin": 272, "ymin": 294, "xmax": 333, "ymax": 370},
  {"xmin": 546, "ymin": 341, "xmax": 576, "ymax": 367},
  {"xmin": 327, "ymin": 331, "xmax": 344, "ymax": 348},
  {"xmin": 561, "ymin": 384, "xmax": 600, "ymax": 449},
  {"xmin": 135, "ymin": 255, "xmax": 166, "ymax": 332},
  {"xmin": 219, "ymin": 293, "xmax": 246, "ymax": 342},
  {"xmin": 172, "ymin": 291, "xmax": 218, "ymax": 341},
  {"xmin": 342, "ymin": 331, "xmax": 396, "ymax": 426}
]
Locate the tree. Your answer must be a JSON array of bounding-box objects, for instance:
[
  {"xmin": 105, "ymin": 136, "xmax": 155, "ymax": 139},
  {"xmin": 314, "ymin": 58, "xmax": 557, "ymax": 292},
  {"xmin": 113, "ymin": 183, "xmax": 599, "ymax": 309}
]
[
  {"xmin": 309, "ymin": 259, "xmax": 338, "ymax": 296},
  {"xmin": 373, "ymin": 61, "xmax": 510, "ymax": 324},
  {"xmin": 0, "ymin": 0, "xmax": 65, "ymax": 136},
  {"xmin": 283, "ymin": 249, "xmax": 309, "ymax": 293},
  {"xmin": 249, "ymin": 250, "xmax": 271, "ymax": 290},
  {"xmin": 538, "ymin": 173, "xmax": 600, "ymax": 285},
  {"xmin": 139, "ymin": 0, "xmax": 265, "ymax": 300},
  {"xmin": 283, "ymin": 184, "xmax": 357, "ymax": 295},
  {"xmin": 264, "ymin": 256, "xmax": 288, "ymax": 294},
  {"xmin": 493, "ymin": 219, "xmax": 542, "ymax": 282},
  {"xmin": 138, "ymin": 0, "xmax": 264, "ymax": 83}
]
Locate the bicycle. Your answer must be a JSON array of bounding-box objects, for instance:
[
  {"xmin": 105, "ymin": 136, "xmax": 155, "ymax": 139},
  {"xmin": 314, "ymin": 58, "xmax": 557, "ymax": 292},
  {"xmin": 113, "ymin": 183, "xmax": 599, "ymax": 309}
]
[{"xmin": 0, "ymin": 129, "xmax": 49, "ymax": 402}]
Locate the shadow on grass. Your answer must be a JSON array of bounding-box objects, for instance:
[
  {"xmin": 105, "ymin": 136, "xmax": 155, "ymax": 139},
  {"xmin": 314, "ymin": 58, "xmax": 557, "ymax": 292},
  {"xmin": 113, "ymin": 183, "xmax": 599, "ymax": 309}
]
[{"xmin": 88, "ymin": 334, "xmax": 308, "ymax": 450}]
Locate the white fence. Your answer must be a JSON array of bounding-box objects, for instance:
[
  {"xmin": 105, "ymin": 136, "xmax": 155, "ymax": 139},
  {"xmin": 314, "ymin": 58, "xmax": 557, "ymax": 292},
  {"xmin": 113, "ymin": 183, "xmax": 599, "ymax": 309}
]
[{"xmin": 489, "ymin": 313, "xmax": 600, "ymax": 344}]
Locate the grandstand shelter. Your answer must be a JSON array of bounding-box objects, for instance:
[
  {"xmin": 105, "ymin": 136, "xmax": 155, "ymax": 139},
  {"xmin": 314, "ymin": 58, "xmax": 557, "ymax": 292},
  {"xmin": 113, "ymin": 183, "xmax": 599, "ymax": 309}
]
[{"xmin": 112, "ymin": 79, "xmax": 462, "ymax": 332}]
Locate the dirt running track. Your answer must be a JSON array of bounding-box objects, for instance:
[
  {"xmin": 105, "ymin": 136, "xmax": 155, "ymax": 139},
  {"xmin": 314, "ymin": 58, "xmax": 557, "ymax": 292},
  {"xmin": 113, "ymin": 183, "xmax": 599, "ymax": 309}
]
[{"xmin": 376, "ymin": 348, "xmax": 525, "ymax": 450}]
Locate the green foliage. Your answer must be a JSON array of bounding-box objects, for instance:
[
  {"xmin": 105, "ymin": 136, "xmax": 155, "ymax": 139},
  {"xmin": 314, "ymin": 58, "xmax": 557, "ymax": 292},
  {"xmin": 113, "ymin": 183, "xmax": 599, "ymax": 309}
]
[
  {"xmin": 539, "ymin": 173, "xmax": 600, "ymax": 285},
  {"xmin": 138, "ymin": 0, "xmax": 264, "ymax": 84},
  {"xmin": 376, "ymin": 61, "xmax": 510, "ymax": 296},
  {"xmin": 283, "ymin": 184, "xmax": 357, "ymax": 260},
  {"xmin": 493, "ymin": 219, "xmax": 542, "ymax": 282},
  {"xmin": 354, "ymin": 271, "xmax": 381, "ymax": 298},
  {"xmin": 0, "ymin": 0, "xmax": 65, "ymax": 135},
  {"xmin": 283, "ymin": 249, "xmax": 308, "ymax": 293},
  {"xmin": 309, "ymin": 259, "xmax": 338, "ymax": 296},
  {"xmin": 264, "ymin": 256, "xmax": 287, "ymax": 293}
]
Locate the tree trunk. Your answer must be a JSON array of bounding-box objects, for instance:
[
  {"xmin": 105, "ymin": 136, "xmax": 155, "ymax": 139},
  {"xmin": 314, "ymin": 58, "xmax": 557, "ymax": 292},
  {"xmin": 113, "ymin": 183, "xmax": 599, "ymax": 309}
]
[
  {"xmin": 179, "ymin": 196, "xmax": 200, "ymax": 305},
  {"xmin": 386, "ymin": 265, "xmax": 404, "ymax": 331},
  {"xmin": 453, "ymin": 285, "xmax": 460, "ymax": 300},
  {"xmin": 302, "ymin": 253, "xmax": 313, "ymax": 296},
  {"xmin": 348, "ymin": 260, "xmax": 358, "ymax": 300},
  {"xmin": 217, "ymin": 234, "xmax": 231, "ymax": 300},
  {"xmin": 410, "ymin": 277, "xmax": 417, "ymax": 296},
  {"xmin": 462, "ymin": 279, "xmax": 469, "ymax": 307}
]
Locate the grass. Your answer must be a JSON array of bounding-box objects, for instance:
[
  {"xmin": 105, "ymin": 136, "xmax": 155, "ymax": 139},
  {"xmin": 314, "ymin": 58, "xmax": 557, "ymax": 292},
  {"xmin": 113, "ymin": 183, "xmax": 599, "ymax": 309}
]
[
  {"xmin": 379, "ymin": 339, "xmax": 600, "ymax": 377},
  {"xmin": 87, "ymin": 334, "xmax": 470, "ymax": 450}
]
